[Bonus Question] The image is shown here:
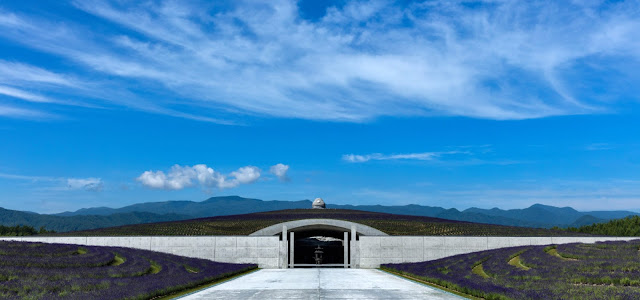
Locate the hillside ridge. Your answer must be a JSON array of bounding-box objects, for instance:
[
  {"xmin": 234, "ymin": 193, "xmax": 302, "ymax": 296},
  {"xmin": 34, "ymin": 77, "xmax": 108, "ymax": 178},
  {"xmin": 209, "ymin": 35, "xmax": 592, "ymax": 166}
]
[
  {"xmin": 53, "ymin": 196, "xmax": 640, "ymax": 229},
  {"xmin": 3, "ymin": 196, "xmax": 639, "ymax": 233}
]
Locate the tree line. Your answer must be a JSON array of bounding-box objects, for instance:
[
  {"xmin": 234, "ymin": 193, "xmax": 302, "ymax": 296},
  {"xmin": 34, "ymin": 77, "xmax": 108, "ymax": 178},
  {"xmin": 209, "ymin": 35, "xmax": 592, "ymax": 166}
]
[
  {"xmin": 565, "ymin": 215, "xmax": 640, "ymax": 236},
  {"xmin": 0, "ymin": 225, "xmax": 55, "ymax": 236}
]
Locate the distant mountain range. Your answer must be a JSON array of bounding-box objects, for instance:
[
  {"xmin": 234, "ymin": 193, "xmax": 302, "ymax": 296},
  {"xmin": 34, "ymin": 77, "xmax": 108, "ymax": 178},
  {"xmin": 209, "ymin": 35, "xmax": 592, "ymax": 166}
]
[
  {"xmin": 334, "ymin": 203, "xmax": 638, "ymax": 228},
  {"xmin": 2, "ymin": 196, "xmax": 639, "ymax": 232},
  {"xmin": 55, "ymin": 196, "xmax": 311, "ymax": 218},
  {"xmin": 0, "ymin": 208, "xmax": 190, "ymax": 232}
]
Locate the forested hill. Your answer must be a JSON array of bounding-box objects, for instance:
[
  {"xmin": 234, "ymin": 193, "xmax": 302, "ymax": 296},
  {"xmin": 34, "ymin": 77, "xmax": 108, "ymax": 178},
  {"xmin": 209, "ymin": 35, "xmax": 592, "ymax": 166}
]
[
  {"xmin": 566, "ymin": 215, "xmax": 640, "ymax": 236},
  {"xmin": 0, "ymin": 207, "xmax": 191, "ymax": 233}
]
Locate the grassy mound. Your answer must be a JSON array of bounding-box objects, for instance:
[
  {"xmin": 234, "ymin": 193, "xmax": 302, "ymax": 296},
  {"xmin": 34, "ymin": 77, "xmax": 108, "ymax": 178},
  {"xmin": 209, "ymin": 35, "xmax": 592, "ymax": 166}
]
[
  {"xmin": 52, "ymin": 209, "xmax": 590, "ymax": 237},
  {"xmin": 382, "ymin": 239, "xmax": 640, "ymax": 299},
  {"xmin": 0, "ymin": 241, "xmax": 256, "ymax": 299}
]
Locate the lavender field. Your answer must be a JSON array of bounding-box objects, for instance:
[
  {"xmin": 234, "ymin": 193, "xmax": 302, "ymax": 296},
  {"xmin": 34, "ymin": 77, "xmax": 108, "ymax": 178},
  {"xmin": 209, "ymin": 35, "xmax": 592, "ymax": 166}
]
[
  {"xmin": 0, "ymin": 241, "xmax": 256, "ymax": 299},
  {"xmin": 55, "ymin": 209, "xmax": 589, "ymax": 236},
  {"xmin": 382, "ymin": 239, "xmax": 640, "ymax": 300}
]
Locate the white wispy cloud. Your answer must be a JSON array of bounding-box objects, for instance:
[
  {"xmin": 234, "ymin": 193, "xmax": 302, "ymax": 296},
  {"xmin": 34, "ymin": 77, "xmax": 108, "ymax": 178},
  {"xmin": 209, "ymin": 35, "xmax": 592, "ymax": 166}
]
[
  {"xmin": 0, "ymin": 85, "xmax": 54, "ymax": 103},
  {"xmin": 0, "ymin": 173, "xmax": 55, "ymax": 181},
  {"xmin": 0, "ymin": 105, "xmax": 54, "ymax": 120},
  {"xmin": 0, "ymin": 59, "xmax": 109, "ymax": 112},
  {"xmin": 66, "ymin": 178, "xmax": 103, "ymax": 192},
  {"xmin": 342, "ymin": 151, "xmax": 461, "ymax": 163},
  {"xmin": 0, "ymin": 172, "xmax": 103, "ymax": 192},
  {"xmin": 270, "ymin": 163, "xmax": 290, "ymax": 181},
  {"xmin": 434, "ymin": 180, "xmax": 640, "ymax": 211},
  {"xmin": 136, "ymin": 164, "xmax": 261, "ymax": 190},
  {"xmin": 586, "ymin": 143, "xmax": 615, "ymax": 151},
  {"xmin": 0, "ymin": 1, "xmax": 639, "ymax": 121},
  {"xmin": 348, "ymin": 179, "xmax": 640, "ymax": 211},
  {"xmin": 0, "ymin": 60, "xmax": 77, "ymax": 87}
]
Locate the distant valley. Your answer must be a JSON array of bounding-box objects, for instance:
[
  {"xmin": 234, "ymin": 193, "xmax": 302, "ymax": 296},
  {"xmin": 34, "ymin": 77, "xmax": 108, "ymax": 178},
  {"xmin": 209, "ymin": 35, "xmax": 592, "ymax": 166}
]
[{"xmin": 1, "ymin": 196, "xmax": 638, "ymax": 232}]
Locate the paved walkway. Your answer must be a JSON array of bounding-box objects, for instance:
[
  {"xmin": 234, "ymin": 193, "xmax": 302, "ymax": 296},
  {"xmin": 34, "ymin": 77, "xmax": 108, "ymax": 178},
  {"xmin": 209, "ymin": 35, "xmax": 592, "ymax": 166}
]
[{"xmin": 180, "ymin": 269, "xmax": 462, "ymax": 299}]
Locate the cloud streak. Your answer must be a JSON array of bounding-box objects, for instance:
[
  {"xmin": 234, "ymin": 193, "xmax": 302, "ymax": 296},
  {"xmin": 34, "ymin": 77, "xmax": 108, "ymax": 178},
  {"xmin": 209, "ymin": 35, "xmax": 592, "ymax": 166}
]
[
  {"xmin": 0, "ymin": 172, "xmax": 103, "ymax": 191},
  {"xmin": 67, "ymin": 178, "xmax": 103, "ymax": 192},
  {"xmin": 0, "ymin": 105, "xmax": 53, "ymax": 120},
  {"xmin": 0, "ymin": 85, "xmax": 56, "ymax": 103},
  {"xmin": 0, "ymin": 1, "xmax": 639, "ymax": 121},
  {"xmin": 342, "ymin": 151, "xmax": 462, "ymax": 163},
  {"xmin": 349, "ymin": 178, "xmax": 640, "ymax": 211}
]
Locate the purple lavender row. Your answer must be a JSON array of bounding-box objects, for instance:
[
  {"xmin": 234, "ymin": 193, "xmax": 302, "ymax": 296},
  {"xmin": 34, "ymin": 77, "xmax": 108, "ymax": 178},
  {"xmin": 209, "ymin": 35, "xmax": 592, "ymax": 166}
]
[
  {"xmin": 1, "ymin": 248, "xmax": 152, "ymax": 280},
  {"xmin": 0, "ymin": 242, "xmax": 78, "ymax": 256},
  {"xmin": 382, "ymin": 239, "xmax": 640, "ymax": 299},
  {"xmin": 1, "ymin": 248, "xmax": 113, "ymax": 268},
  {"xmin": 0, "ymin": 241, "xmax": 256, "ymax": 299}
]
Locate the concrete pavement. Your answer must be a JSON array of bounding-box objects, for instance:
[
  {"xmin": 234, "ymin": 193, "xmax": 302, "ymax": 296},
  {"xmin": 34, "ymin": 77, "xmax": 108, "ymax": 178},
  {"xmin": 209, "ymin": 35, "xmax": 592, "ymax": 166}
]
[{"xmin": 179, "ymin": 269, "xmax": 462, "ymax": 299}]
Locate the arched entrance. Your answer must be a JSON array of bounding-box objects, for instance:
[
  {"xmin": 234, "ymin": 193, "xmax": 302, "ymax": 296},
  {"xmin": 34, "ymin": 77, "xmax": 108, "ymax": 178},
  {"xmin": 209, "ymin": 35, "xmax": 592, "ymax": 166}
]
[
  {"xmin": 291, "ymin": 226, "xmax": 348, "ymax": 268},
  {"xmin": 249, "ymin": 219, "xmax": 387, "ymax": 268}
]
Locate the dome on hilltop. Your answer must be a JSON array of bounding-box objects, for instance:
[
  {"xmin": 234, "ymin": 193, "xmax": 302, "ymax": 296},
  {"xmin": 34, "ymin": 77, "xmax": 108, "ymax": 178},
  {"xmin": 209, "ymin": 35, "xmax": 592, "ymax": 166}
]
[{"xmin": 312, "ymin": 198, "xmax": 326, "ymax": 209}]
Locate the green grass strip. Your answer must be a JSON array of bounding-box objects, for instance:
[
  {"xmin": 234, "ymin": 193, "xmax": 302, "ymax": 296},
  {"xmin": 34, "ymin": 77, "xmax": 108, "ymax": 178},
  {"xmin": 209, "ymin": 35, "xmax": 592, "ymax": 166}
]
[
  {"xmin": 472, "ymin": 263, "xmax": 490, "ymax": 278},
  {"xmin": 184, "ymin": 265, "xmax": 199, "ymax": 273},
  {"xmin": 545, "ymin": 246, "xmax": 578, "ymax": 261},
  {"xmin": 149, "ymin": 261, "xmax": 161, "ymax": 274},
  {"xmin": 507, "ymin": 255, "xmax": 530, "ymax": 270},
  {"xmin": 109, "ymin": 254, "xmax": 125, "ymax": 266}
]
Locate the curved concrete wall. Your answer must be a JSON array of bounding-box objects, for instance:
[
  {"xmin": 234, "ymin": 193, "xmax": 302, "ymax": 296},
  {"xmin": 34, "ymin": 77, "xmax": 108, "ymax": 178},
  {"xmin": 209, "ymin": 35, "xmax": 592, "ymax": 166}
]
[
  {"xmin": 249, "ymin": 219, "xmax": 387, "ymax": 236},
  {"xmin": 1, "ymin": 236, "xmax": 637, "ymax": 269},
  {"xmin": 0, "ymin": 236, "xmax": 281, "ymax": 268},
  {"xmin": 357, "ymin": 236, "xmax": 640, "ymax": 268}
]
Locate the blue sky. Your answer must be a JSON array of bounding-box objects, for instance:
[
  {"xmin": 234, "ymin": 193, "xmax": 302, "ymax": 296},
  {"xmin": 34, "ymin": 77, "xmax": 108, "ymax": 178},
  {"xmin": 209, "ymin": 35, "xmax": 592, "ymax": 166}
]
[{"xmin": 1, "ymin": 0, "xmax": 640, "ymax": 213}]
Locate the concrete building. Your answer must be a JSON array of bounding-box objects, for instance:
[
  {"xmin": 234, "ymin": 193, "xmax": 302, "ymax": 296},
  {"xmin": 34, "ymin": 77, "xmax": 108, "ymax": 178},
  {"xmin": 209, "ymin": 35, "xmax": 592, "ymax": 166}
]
[{"xmin": 1, "ymin": 198, "xmax": 637, "ymax": 269}]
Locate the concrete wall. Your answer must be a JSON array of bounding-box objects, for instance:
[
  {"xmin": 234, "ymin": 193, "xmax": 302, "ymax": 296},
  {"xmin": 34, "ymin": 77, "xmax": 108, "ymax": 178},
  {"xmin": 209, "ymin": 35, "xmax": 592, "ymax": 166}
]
[
  {"xmin": 0, "ymin": 236, "xmax": 281, "ymax": 269},
  {"xmin": 358, "ymin": 236, "xmax": 640, "ymax": 268},
  {"xmin": 2, "ymin": 236, "xmax": 638, "ymax": 269}
]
